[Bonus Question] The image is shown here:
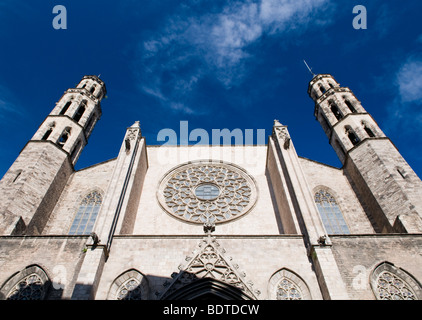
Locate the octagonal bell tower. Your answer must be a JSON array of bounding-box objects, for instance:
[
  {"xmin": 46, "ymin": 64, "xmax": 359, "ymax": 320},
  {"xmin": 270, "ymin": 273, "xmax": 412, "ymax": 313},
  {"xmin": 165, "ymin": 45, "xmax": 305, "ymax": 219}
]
[
  {"xmin": 308, "ymin": 73, "xmax": 422, "ymax": 233},
  {"xmin": 33, "ymin": 75, "xmax": 106, "ymax": 163},
  {"xmin": 308, "ymin": 74, "xmax": 386, "ymax": 163},
  {"xmin": 0, "ymin": 76, "xmax": 107, "ymax": 235}
]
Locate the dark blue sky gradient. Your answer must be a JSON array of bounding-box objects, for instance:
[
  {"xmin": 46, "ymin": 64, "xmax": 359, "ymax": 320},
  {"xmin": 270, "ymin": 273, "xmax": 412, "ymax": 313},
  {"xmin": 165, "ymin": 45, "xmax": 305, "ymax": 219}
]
[{"xmin": 0, "ymin": 1, "xmax": 421, "ymax": 178}]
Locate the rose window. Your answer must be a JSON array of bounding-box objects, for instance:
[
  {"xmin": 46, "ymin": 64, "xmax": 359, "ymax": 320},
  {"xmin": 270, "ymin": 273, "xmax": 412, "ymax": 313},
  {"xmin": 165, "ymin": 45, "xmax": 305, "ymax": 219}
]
[{"xmin": 157, "ymin": 160, "xmax": 258, "ymax": 224}]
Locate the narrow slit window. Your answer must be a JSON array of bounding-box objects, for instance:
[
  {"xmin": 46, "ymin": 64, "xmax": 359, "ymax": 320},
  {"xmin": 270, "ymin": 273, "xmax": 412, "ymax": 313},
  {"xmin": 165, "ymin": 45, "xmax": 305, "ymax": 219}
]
[
  {"xmin": 397, "ymin": 168, "xmax": 406, "ymax": 179},
  {"xmin": 320, "ymin": 114, "xmax": 331, "ymax": 132},
  {"xmin": 85, "ymin": 114, "xmax": 95, "ymax": 133},
  {"xmin": 70, "ymin": 140, "xmax": 82, "ymax": 160},
  {"xmin": 13, "ymin": 170, "xmax": 22, "ymax": 183},
  {"xmin": 334, "ymin": 139, "xmax": 346, "ymax": 157}
]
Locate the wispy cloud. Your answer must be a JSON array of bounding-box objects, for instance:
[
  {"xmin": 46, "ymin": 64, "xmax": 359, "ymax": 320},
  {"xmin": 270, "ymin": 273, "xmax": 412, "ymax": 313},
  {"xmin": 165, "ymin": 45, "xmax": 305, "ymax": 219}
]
[
  {"xmin": 396, "ymin": 57, "xmax": 422, "ymax": 104},
  {"xmin": 135, "ymin": 0, "xmax": 331, "ymax": 114},
  {"xmin": 0, "ymin": 85, "xmax": 22, "ymax": 119},
  {"xmin": 384, "ymin": 55, "xmax": 422, "ymax": 138}
]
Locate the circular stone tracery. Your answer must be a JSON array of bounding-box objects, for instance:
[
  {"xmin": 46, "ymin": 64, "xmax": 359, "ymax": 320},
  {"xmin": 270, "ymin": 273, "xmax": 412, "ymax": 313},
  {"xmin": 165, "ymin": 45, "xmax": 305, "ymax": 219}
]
[{"xmin": 157, "ymin": 160, "xmax": 258, "ymax": 224}]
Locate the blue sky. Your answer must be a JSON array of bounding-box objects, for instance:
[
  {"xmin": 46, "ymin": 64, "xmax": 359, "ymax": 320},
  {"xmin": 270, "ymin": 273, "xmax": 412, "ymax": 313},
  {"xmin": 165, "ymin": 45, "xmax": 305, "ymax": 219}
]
[{"xmin": 0, "ymin": 0, "xmax": 421, "ymax": 178}]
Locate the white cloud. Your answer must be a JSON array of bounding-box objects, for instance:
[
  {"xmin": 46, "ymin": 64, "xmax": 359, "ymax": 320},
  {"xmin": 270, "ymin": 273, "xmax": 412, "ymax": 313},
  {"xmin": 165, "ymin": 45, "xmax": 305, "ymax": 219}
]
[
  {"xmin": 0, "ymin": 86, "xmax": 21, "ymax": 119},
  {"xmin": 260, "ymin": 0, "xmax": 328, "ymax": 32},
  {"xmin": 396, "ymin": 58, "xmax": 422, "ymax": 104},
  {"xmin": 137, "ymin": 0, "xmax": 331, "ymax": 113},
  {"xmin": 383, "ymin": 55, "xmax": 422, "ymax": 139}
]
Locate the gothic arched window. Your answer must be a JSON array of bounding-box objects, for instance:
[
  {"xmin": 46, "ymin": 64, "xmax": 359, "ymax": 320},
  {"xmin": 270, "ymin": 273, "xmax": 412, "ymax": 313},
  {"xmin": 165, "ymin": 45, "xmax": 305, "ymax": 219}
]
[
  {"xmin": 344, "ymin": 99, "xmax": 357, "ymax": 113},
  {"xmin": 314, "ymin": 190, "xmax": 350, "ymax": 234},
  {"xmin": 345, "ymin": 127, "xmax": 360, "ymax": 146},
  {"xmin": 277, "ymin": 278, "xmax": 303, "ymax": 300},
  {"xmin": 73, "ymin": 101, "xmax": 86, "ymax": 122},
  {"xmin": 376, "ymin": 271, "xmax": 416, "ymax": 300},
  {"xmin": 108, "ymin": 269, "xmax": 149, "ymax": 300},
  {"xmin": 7, "ymin": 274, "xmax": 45, "ymax": 300},
  {"xmin": 1, "ymin": 265, "xmax": 50, "ymax": 300},
  {"xmin": 371, "ymin": 262, "xmax": 421, "ymax": 300},
  {"xmin": 117, "ymin": 279, "xmax": 143, "ymax": 300},
  {"xmin": 42, "ymin": 123, "xmax": 55, "ymax": 141},
  {"xmin": 330, "ymin": 103, "xmax": 343, "ymax": 120},
  {"xmin": 363, "ymin": 123, "xmax": 376, "ymax": 138},
  {"xmin": 57, "ymin": 127, "xmax": 71, "ymax": 148},
  {"xmin": 60, "ymin": 100, "xmax": 72, "ymax": 115},
  {"xmin": 268, "ymin": 269, "xmax": 312, "ymax": 300},
  {"xmin": 69, "ymin": 191, "xmax": 102, "ymax": 235}
]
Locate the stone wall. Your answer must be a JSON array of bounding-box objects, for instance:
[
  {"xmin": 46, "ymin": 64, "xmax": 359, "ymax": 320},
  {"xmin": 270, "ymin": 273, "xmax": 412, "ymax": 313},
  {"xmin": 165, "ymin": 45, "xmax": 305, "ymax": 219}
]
[
  {"xmin": 132, "ymin": 145, "xmax": 281, "ymax": 236},
  {"xmin": 0, "ymin": 142, "xmax": 73, "ymax": 235},
  {"xmin": 0, "ymin": 236, "xmax": 88, "ymax": 299},
  {"xmin": 44, "ymin": 158, "xmax": 116, "ymax": 235},
  {"xmin": 299, "ymin": 157, "xmax": 375, "ymax": 234},
  {"xmin": 95, "ymin": 235, "xmax": 323, "ymax": 300},
  {"xmin": 346, "ymin": 139, "xmax": 422, "ymax": 233},
  {"xmin": 330, "ymin": 234, "xmax": 422, "ymax": 299}
]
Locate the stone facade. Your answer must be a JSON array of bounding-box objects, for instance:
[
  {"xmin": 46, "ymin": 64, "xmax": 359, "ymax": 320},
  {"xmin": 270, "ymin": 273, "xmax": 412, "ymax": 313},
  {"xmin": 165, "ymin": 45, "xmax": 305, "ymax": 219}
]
[{"xmin": 0, "ymin": 74, "xmax": 421, "ymax": 300}]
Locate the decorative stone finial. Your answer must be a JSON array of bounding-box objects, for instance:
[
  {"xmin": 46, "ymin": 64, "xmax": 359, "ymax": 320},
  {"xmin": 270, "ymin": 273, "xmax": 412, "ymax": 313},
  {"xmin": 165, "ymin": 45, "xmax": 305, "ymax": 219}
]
[
  {"xmin": 273, "ymin": 119, "xmax": 283, "ymax": 127},
  {"xmin": 131, "ymin": 121, "xmax": 141, "ymax": 128}
]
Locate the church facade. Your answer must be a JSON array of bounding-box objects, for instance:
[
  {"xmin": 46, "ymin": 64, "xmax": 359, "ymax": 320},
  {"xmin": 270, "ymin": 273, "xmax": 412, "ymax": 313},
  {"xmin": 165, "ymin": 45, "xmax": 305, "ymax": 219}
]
[{"xmin": 0, "ymin": 74, "xmax": 421, "ymax": 300}]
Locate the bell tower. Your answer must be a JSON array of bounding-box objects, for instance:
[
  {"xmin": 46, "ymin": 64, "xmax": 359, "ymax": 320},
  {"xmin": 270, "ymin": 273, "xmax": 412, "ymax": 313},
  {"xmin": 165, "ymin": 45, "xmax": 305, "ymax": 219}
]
[
  {"xmin": 0, "ymin": 75, "xmax": 106, "ymax": 235},
  {"xmin": 308, "ymin": 74, "xmax": 422, "ymax": 233},
  {"xmin": 33, "ymin": 75, "xmax": 106, "ymax": 163}
]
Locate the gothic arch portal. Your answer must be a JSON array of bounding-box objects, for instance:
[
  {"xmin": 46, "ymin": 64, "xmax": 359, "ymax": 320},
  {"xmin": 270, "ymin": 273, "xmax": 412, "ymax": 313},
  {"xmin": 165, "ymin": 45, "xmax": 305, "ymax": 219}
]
[{"xmin": 163, "ymin": 277, "xmax": 253, "ymax": 300}]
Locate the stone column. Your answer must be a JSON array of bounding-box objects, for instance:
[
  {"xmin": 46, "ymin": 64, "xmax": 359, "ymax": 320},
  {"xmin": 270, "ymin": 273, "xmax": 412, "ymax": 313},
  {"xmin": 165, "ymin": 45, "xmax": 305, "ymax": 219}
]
[{"xmin": 71, "ymin": 244, "xmax": 107, "ymax": 300}]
